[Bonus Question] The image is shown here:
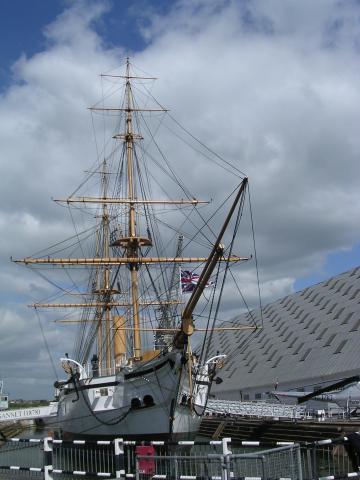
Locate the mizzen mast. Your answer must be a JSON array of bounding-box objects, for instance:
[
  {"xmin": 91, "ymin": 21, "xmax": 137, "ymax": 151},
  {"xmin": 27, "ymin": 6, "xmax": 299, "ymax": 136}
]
[{"xmin": 96, "ymin": 159, "xmax": 113, "ymax": 370}]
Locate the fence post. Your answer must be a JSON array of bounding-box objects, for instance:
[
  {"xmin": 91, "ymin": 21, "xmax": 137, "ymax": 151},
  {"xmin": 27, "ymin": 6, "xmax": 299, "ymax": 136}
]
[
  {"xmin": 135, "ymin": 455, "xmax": 140, "ymax": 480},
  {"xmin": 221, "ymin": 437, "xmax": 232, "ymax": 480},
  {"xmin": 305, "ymin": 444, "xmax": 313, "ymax": 480},
  {"xmin": 312, "ymin": 444, "xmax": 318, "ymax": 480},
  {"xmin": 296, "ymin": 445, "xmax": 303, "ymax": 480},
  {"xmin": 174, "ymin": 457, "xmax": 179, "ymax": 480},
  {"xmin": 43, "ymin": 437, "xmax": 53, "ymax": 480},
  {"xmin": 114, "ymin": 438, "xmax": 125, "ymax": 479}
]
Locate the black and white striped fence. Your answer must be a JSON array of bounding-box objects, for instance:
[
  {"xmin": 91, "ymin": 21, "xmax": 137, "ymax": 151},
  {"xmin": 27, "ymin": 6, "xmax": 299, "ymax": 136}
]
[{"xmin": 0, "ymin": 433, "xmax": 360, "ymax": 479}]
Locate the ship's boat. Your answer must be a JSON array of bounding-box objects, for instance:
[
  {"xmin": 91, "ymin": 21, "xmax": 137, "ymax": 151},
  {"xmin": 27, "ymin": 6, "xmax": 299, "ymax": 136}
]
[{"xmin": 14, "ymin": 59, "xmax": 257, "ymax": 439}]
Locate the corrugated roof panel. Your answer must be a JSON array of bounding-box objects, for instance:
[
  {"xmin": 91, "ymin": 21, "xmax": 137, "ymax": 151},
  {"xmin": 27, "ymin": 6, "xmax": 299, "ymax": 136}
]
[
  {"xmin": 341, "ymin": 312, "xmax": 354, "ymax": 324},
  {"xmin": 248, "ymin": 362, "xmax": 258, "ymax": 373},
  {"xmin": 304, "ymin": 318, "xmax": 315, "ymax": 329},
  {"xmin": 272, "ymin": 356, "xmax": 283, "ymax": 368},
  {"xmin": 323, "ymin": 333, "xmax": 336, "ymax": 347},
  {"xmin": 320, "ymin": 299, "xmax": 331, "ymax": 310},
  {"xmin": 293, "ymin": 342, "xmax": 304, "ymax": 355},
  {"xmin": 350, "ymin": 266, "xmax": 360, "ymax": 276},
  {"xmin": 310, "ymin": 322, "xmax": 321, "ymax": 334},
  {"xmin": 334, "ymin": 339, "xmax": 347, "ymax": 354},
  {"xmin": 283, "ymin": 331, "xmax": 293, "ymax": 342},
  {"xmin": 316, "ymin": 327, "xmax": 328, "ymax": 340},
  {"xmin": 342, "ymin": 285, "xmax": 353, "ymax": 297},
  {"xmin": 300, "ymin": 348, "xmax": 311, "ymax": 362},
  {"xmin": 350, "ymin": 318, "xmax": 360, "ymax": 332},
  {"xmin": 209, "ymin": 266, "xmax": 360, "ymax": 395},
  {"xmin": 350, "ymin": 289, "xmax": 360, "ymax": 300}
]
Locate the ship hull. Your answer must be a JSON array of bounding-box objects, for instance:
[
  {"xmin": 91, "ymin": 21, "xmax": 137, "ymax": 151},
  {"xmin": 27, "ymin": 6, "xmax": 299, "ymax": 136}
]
[{"xmin": 56, "ymin": 352, "xmax": 207, "ymax": 440}]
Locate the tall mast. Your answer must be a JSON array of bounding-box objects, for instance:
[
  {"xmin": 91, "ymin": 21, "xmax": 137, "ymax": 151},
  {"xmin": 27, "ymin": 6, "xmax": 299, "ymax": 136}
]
[
  {"xmin": 125, "ymin": 58, "xmax": 142, "ymax": 359},
  {"xmin": 102, "ymin": 160, "xmax": 112, "ymax": 369},
  {"xmin": 93, "ymin": 159, "xmax": 113, "ymax": 370}
]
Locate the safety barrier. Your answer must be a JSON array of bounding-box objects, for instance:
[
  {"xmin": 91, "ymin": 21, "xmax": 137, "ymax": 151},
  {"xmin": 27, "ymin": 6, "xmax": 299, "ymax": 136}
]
[{"xmin": 0, "ymin": 433, "xmax": 359, "ymax": 479}]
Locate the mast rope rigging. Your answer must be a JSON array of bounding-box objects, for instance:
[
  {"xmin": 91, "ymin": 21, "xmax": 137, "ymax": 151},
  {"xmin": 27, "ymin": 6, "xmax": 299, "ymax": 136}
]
[
  {"xmin": 136, "ymin": 102, "xmax": 194, "ymax": 200},
  {"xmin": 22, "ymin": 224, "xmax": 97, "ymax": 259},
  {"xmin": 248, "ymin": 183, "xmax": 263, "ymax": 328},
  {"xmin": 140, "ymin": 82, "xmax": 247, "ymax": 178},
  {"xmin": 35, "ymin": 308, "xmax": 58, "ymax": 381},
  {"xmin": 206, "ymin": 185, "xmax": 264, "ymax": 366},
  {"xmin": 197, "ymin": 260, "xmax": 222, "ymax": 367},
  {"xmin": 228, "ymin": 268, "xmax": 258, "ymax": 326},
  {"xmin": 202, "ymin": 181, "xmax": 248, "ymax": 364}
]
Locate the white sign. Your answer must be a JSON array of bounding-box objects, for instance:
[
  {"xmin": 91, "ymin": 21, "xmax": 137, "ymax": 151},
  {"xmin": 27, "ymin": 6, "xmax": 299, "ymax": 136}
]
[{"xmin": 0, "ymin": 406, "xmax": 54, "ymax": 422}]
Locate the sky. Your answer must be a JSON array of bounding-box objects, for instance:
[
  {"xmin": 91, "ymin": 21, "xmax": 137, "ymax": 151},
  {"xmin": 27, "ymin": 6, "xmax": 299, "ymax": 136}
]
[{"xmin": 0, "ymin": 0, "xmax": 359, "ymax": 399}]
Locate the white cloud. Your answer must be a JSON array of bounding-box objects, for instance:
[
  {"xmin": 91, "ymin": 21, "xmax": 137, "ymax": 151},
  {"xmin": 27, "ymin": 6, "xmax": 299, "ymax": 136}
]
[{"xmin": 1, "ymin": 0, "xmax": 359, "ymax": 397}]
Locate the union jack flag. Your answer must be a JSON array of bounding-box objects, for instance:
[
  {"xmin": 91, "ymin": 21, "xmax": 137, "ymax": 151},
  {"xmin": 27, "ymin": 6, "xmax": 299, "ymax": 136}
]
[{"xmin": 181, "ymin": 270, "xmax": 214, "ymax": 293}]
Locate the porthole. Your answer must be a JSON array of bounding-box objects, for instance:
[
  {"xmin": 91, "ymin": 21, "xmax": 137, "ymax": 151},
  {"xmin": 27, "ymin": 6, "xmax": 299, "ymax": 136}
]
[
  {"xmin": 131, "ymin": 397, "xmax": 141, "ymax": 409},
  {"xmin": 143, "ymin": 395, "xmax": 155, "ymax": 407}
]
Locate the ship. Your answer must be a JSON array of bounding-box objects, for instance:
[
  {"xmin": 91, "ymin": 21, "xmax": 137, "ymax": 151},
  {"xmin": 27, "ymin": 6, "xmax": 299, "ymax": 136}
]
[
  {"xmin": 13, "ymin": 59, "xmax": 256, "ymax": 439},
  {"xmin": 0, "ymin": 381, "xmax": 8, "ymax": 411}
]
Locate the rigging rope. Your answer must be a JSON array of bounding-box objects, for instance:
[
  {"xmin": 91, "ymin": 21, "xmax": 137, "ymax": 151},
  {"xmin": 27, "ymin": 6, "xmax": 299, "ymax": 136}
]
[{"xmin": 35, "ymin": 308, "xmax": 58, "ymax": 380}]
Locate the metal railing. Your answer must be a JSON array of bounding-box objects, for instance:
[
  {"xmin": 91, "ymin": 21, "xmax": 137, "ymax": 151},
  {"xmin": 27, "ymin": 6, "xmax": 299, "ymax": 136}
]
[
  {"xmin": 0, "ymin": 433, "xmax": 359, "ymax": 479},
  {"xmin": 206, "ymin": 399, "xmax": 306, "ymax": 419}
]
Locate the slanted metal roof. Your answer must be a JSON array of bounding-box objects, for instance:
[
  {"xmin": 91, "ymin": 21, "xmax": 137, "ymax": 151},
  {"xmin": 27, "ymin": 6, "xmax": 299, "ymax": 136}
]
[{"xmin": 206, "ymin": 266, "xmax": 360, "ymax": 395}]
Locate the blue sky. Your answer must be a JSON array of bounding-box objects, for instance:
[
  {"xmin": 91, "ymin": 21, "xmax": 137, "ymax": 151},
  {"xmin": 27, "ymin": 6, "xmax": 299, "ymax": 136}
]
[
  {"xmin": 0, "ymin": 0, "xmax": 173, "ymax": 88},
  {"xmin": 0, "ymin": 0, "xmax": 359, "ymax": 398},
  {"xmin": 294, "ymin": 243, "xmax": 360, "ymax": 290},
  {"xmin": 0, "ymin": 0, "xmax": 63, "ymax": 87}
]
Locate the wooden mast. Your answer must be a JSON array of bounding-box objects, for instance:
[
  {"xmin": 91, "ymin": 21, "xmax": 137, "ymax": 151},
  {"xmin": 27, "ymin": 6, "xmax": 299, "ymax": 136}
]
[
  {"xmin": 92, "ymin": 159, "xmax": 114, "ymax": 371},
  {"xmin": 124, "ymin": 58, "xmax": 142, "ymax": 360},
  {"xmin": 113, "ymin": 315, "xmax": 127, "ymax": 367},
  {"xmin": 102, "ymin": 161, "xmax": 112, "ymax": 370}
]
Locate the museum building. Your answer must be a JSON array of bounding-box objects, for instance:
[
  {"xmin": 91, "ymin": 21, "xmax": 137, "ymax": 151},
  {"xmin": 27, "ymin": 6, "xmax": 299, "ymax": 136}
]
[{"xmin": 207, "ymin": 265, "xmax": 360, "ymax": 401}]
